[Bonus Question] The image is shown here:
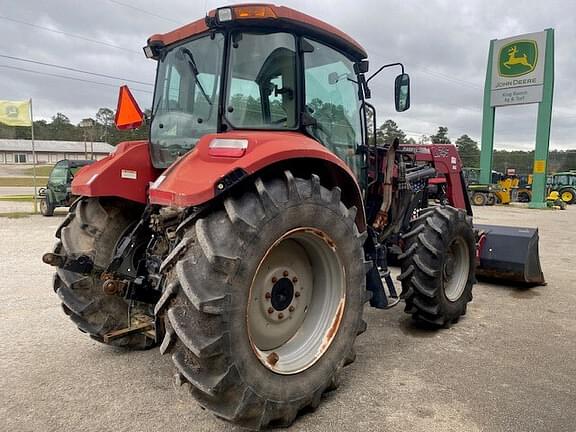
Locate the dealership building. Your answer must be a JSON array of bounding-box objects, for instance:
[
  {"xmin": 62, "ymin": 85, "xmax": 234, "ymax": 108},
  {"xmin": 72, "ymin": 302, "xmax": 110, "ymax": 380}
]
[{"xmin": 0, "ymin": 139, "xmax": 114, "ymax": 164}]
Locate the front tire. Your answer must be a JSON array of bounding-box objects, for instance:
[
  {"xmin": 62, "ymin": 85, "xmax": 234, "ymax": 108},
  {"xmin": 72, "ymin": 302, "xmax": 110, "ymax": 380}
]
[
  {"xmin": 398, "ymin": 206, "xmax": 475, "ymax": 327},
  {"xmin": 156, "ymin": 172, "xmax": 368, "ymax": 430},
  {"xmin": 471, "ymin": 192, "xmax": 487, "ymax": 206},
  {"xmin": 40, "ymin": 196, "xmax": 54, "ymax": 216}
]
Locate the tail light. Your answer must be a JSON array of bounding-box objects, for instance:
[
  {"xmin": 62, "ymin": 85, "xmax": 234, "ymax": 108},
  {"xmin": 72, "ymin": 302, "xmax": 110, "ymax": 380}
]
[{"xmin": 208, "ymin": 139, "xmax": 249, "ymax": 158}]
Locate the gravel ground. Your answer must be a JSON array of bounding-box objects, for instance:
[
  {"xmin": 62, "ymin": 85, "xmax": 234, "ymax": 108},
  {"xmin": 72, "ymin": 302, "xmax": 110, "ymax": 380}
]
[{"xmin": 1, "ymin": 205, "xmax": 575, "ymax": 432}]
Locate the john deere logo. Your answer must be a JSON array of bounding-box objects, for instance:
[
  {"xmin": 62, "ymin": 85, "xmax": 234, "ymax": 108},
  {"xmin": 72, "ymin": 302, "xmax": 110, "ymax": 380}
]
[{"xmin": 498, "ymin": 40, "xmax": 538, "ymax": 77}]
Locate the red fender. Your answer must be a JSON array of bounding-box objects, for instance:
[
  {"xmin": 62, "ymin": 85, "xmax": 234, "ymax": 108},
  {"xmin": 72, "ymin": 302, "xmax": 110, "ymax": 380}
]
[
  {"xmin": 72, "ymin": 141, "xmax": 162, "ymax": 204},
  {"xmin": 149, "ymin": 131, "xmax": 364, "ymax": 224}
]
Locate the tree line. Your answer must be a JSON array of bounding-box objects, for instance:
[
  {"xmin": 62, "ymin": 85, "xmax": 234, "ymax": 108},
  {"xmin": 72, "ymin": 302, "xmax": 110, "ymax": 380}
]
[{"xmin": 0, "ymin": 108, "xmax": 150, "ymax": 145}]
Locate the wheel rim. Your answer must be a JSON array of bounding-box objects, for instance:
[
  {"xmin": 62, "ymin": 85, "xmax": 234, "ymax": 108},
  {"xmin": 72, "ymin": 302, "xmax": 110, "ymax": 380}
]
[
  {"xmin": 473, "ymin": 194, "xmax": 484, "ymax": 205},
  {"xmin": 561, "ymin": 191, "xmax": 573, "ymax": 202},
  {"xmin": 247, "ymin": 227, "xmax": 345, "ymax": 375},
  {"xmin": 442, "ymin": 237, "xmax": 470, "ymax": 302},
  {"xmin": 40, "ymin": 199, "xmax": 47, "ymax": 213}
]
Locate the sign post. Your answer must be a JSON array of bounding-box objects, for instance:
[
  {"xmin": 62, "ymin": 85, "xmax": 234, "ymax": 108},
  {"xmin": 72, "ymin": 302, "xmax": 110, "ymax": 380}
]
[
  {"xmin": 530, "ymin": 29, "xmax": 555, "ymax": 208},
  {"xmin": 29, "ymin": 98, "xmax": 38, "ymax": 213},
  {"xmin": 480, "ymin": 29, "xmax": 554, "ymax": 206}
]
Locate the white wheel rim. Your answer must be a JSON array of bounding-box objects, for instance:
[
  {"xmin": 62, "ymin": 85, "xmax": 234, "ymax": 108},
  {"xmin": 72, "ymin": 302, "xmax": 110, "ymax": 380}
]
[
  {"xmin": 247, "ymin": 228, "xmax": 345, "ymax": 375},
  {"xmin": 443, "ymin": 237, "xmax": 470, "ymax": 302}
]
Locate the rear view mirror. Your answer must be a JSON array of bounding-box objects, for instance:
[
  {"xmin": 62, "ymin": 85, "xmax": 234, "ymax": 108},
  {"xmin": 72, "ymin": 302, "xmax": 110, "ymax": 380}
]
[
  {"xmin": 115, "ymin": 85, "xmax": 144, "ymax": 130},
  {"xmin": 394, "ymin": 73, "xmax": 410, "ymax": 112}
]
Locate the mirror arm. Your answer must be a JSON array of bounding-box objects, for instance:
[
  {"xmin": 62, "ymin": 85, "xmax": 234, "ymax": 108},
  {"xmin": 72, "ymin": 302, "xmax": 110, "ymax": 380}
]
[
  {"xmin": 366, "ymin": 62, "xmax": 405, "ymax": 84},
  {"xmin": 358, "ymin": 73, "xmax": 370, "ymax": 99}
]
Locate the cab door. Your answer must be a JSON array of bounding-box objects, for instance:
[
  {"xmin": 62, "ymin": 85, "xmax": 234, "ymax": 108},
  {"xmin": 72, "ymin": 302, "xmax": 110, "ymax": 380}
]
[{"xmin": 302, "ymin": 38, "xmax": 364, "ymax": 177}]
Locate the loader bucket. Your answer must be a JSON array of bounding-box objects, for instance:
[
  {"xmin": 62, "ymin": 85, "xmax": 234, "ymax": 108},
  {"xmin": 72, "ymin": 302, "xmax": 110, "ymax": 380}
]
[{"xmin": 475, "ymin": 224, "xmax": 545, "ymax": 286}]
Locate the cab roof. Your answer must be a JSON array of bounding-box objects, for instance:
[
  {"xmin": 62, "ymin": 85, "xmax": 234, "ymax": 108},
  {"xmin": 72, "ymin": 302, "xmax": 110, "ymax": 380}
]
[{"xmin": 147, "ymin": 3, "xmax": 367, "ymax": 60}]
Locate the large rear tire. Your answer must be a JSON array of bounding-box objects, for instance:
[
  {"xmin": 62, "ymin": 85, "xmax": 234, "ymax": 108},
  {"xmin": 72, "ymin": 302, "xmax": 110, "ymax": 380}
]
[
  {"xmin": 398, "ymin": 206, "xmax": 475, "ymax": 327},
  {"xmin": 52, "ymin": 197, "xmax": 154, "ymax": 349},
  {"xmin": 156, "ymin": 172, "xmax": 368, "ymax": 430}
]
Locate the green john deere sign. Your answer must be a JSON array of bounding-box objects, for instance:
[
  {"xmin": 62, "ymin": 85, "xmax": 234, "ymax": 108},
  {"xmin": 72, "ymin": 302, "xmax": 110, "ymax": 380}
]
[
  {"xmin": 482, "ymin": 29, "xmax": 555, "ymax": 209},
  {"xmin": 490, "ymin": 31, "xmax": 546, "ymax": 107},
  {"xmin": 498, "ymin": 40, "xmax": 538, "ymax": 77}
]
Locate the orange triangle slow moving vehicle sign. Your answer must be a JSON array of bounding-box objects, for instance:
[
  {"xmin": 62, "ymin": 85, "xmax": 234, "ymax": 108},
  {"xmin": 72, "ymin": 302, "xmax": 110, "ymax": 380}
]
[{"xmin": 115, "ymin": 85, "xmax": 144, "ymax": 130}]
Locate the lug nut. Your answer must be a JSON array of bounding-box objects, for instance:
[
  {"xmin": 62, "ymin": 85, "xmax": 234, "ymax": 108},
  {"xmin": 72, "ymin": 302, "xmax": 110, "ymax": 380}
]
[
  {"xmin": 268, "ymin": 307, "xmax": 274, "ymax": 314},
  {"xmin": 267, "ymin": 352, "xmax": 279, "ymax": 366},
  {"xmin": 265, "ymin": 292, "xmax": 271, "ymax": 299},
  {"xmin": 278, "ymin": 313, "xmax": 284, "ymax": 319},
  {"xmin": 272, "ymin": 277, "xmax": 277, "ymax": 283},
  {"xmin": 292, "ymin": 277, "xmax": 298, "ymax": 283},
  {"xmin": 295, "ymin": 291, "xmax": 301, "ymax": 298},
  {"xmin": 289, "ymin": 306, "xmax": 295, "ymax": 312},
  {"xmin": 283, "ymin": 270, "xmax": 289, "ymax": 277}
]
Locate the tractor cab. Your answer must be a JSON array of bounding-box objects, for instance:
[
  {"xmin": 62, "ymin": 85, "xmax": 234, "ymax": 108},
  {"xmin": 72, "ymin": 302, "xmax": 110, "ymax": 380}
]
[{"xmin": 134, "ymin": 5, "xmax": 410, "ymax": 176}]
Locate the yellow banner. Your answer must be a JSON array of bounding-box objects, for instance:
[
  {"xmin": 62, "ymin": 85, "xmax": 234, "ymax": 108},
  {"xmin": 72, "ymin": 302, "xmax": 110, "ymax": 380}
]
[{"xmin": 0, "ymin": 100, "xmax": 32, "ymax": 127}]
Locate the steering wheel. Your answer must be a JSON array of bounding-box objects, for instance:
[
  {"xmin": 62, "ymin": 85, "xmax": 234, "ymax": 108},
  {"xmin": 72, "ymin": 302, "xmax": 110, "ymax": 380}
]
[{"xmin": 271, "ymin": 117, "xmax": 288, "ymax": 125}]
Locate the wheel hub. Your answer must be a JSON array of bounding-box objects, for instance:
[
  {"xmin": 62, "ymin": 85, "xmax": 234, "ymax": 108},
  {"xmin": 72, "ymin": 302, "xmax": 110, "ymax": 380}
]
[{"xmin": 270, "ymin": 278, "xmax": 294, "ymax": 311}]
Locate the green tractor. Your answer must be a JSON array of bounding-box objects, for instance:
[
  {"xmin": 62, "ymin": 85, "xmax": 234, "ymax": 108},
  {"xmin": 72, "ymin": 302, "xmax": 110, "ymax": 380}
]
[
  {"xmin": 39, "ymin": 159, "xmax": 94, "ymax": 216},
  {"xmin": 547, "ymin": 171, "xmax": 576, "ymax": 204}
]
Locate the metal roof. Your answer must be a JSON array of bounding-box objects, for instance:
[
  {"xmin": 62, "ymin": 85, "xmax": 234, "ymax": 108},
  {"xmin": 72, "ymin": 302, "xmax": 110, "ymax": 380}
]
[{"xmin": 0, "ymin": 139, "xmax": 114, "ymax": 153}]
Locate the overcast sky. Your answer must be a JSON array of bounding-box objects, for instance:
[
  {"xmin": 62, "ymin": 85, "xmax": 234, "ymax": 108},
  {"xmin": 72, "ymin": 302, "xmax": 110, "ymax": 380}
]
[{"xmin": 0, "ymin": 0, "xmax": 574, "ymax": 149}]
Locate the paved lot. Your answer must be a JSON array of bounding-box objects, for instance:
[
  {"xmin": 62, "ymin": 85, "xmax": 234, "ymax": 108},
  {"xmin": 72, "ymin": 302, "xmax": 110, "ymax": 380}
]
[{"xmin": 1, "ymin": 206, "xmax": 575, "ymax": 432}]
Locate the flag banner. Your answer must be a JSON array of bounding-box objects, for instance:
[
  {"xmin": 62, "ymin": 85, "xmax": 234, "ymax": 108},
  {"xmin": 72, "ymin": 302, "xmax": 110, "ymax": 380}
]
[{"xmin": 0, "ymin": 100, "xmax": 32, "ymax": 126}]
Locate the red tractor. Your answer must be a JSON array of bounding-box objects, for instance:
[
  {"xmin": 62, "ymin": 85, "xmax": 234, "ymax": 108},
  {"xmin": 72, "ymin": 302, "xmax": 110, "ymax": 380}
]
[{"xmin": 43, "ymin": 4, "xmax": 543, "ymax": 429}]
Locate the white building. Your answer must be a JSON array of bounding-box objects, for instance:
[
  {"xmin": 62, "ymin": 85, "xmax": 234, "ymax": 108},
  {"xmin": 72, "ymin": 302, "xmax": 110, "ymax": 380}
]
[{"xmin": 0, "ymin": 139, "xmax": 114, "ymax": 164}]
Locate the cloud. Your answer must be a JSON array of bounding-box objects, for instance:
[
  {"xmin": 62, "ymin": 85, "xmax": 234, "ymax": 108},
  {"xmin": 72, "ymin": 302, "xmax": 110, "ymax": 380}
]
[{"xmin": 0, "ymin": 0, "xmax": 572, "ymax": 149}]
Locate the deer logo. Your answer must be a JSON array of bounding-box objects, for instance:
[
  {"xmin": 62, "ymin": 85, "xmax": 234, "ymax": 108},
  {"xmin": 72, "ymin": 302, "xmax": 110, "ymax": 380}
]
[
  {"xmin": 498, "ymin": 40, "xmax": 538, "ymax": 77},
  {"xmin": 503, "ymin": 46, "xmax": 533, "ymax": 69}
]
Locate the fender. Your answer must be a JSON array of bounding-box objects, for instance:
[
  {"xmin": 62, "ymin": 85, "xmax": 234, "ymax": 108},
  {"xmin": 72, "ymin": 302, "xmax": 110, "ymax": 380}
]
[
  {"xmin": 72, "ymin": 141, "xmax": 162, "ymax": 204},
  {"xmin": 149, "ymin": 131, "xmax": 366, "ymax": 228}
]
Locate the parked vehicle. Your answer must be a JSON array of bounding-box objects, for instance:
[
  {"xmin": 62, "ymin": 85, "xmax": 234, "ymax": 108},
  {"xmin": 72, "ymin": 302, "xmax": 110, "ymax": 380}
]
[
  {"xmin": 547, "ymin": 171, "xmax": 576, "ymax": 204},
  {"xmin": 39, "ymin": 159, "xmax": 94, "ymax": 216}
]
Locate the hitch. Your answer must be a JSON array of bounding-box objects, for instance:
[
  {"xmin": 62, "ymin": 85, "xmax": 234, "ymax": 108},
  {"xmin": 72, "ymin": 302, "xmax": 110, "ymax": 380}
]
[
  {"xmin": 42, "ymin": 252, "xmax": 95, "ymax": 274},
  {"xmin": 103, "ymin": 315, "xmax": 155, "ymax": 343}
]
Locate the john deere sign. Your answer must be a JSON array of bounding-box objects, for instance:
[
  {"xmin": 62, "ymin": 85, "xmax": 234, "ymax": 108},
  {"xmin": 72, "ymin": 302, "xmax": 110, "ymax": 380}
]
[
  {"xmin": 481, "ymin": 28, "xmax": 555, "ymax": 208},
  {"xmin": 490, "ymin": 31, "xmax": 546, "ymax": 107}
]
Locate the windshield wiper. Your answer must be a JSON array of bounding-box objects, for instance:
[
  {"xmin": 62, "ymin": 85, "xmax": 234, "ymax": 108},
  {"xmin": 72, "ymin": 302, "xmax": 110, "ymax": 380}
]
[{"xmin": 181, "ymin": 48, "xmax": 212, "ymax": 107}]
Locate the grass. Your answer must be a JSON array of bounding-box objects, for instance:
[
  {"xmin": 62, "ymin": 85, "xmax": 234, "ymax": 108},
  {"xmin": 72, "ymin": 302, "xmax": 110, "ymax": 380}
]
[
  {"xmin": 0, "ymin": 177, "xmax": 47, "ymax": 187},
  {"xmin": 0, "ymin": 195, "xmax": 35, "ymax": 202},
  {"xmin": 20, "ymin": 165, "xmax": 54, "ymax": 176},
  {"xmin": 0, "ymin": 211, "xmax": 31, "ymax": 218}
]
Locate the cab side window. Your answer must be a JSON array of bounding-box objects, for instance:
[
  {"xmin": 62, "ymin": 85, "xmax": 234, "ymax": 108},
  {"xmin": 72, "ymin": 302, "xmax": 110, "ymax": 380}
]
[{"xmin": 303, "ymin": 38, "xmax": 362, "ymax": 175}]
